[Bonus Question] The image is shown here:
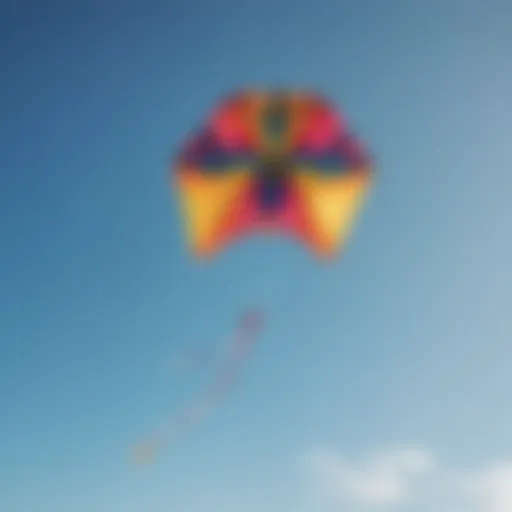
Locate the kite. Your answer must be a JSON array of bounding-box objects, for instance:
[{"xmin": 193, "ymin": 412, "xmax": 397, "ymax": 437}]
[
  {"xmin": 132, "ymin": 309, "xmax": 264, "ymax": 465},
  {"xmin": 131, "ymin": 91, "xmax": 374, "ymax": 464},
  {"xmin": 173, "ymin": 90, "xmax": 374, "ymax": 258}
]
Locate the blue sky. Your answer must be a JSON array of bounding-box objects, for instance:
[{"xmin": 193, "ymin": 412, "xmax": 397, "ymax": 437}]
[{"xmin": 1, "ymin": 1, "xmax": 512, "ymax": 511}]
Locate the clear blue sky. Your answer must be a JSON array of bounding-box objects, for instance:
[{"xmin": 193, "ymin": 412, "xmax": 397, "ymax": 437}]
[{"xmin": 1, "ymin": 1, "xmax": 511, "ymax": 511}]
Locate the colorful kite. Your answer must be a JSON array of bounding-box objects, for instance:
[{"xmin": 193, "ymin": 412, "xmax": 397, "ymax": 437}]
[
  {"xmin": 173, "ymin": 90, "xmax": 374, "ymax": 258},
  {"xmin": 132, "ymin": 91, "xmax": 374, "ymax": 464},
  {"xmin": 132, "ymin": 310, "xmax": 264, "ymax": 465}
]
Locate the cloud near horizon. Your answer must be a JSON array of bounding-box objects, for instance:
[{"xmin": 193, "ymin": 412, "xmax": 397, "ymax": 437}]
[{"xmin": 301, "ymin": 446, "xmax": 512, "ymax": 512}]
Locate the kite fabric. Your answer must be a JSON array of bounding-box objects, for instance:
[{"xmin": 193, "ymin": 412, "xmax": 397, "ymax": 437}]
[
  {"xmin": 173, "ymin": 89, "xmax": 374, "ymax": 258},
  {"xmin": 131, "ymin": 310, "xmax": 264, "ymax": 465}
]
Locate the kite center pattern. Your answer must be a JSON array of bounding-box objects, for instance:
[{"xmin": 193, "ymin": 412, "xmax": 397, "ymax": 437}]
[{"xmin": 255, "ymin": 157, "xmax": 291, "ymax": 211}]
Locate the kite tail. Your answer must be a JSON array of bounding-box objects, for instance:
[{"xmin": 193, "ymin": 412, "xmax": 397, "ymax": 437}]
[{"xmin": 131, "ymin": 310, "xmax": 264, "ymax": 465}]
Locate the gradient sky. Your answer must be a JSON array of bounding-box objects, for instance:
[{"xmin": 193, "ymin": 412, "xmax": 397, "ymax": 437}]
[{"xmin": 1, "ymin": 1, "xmax": 512, "ymax": 511}]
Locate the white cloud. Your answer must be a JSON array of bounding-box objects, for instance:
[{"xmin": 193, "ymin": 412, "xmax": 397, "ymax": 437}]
[
  {"xmin": 303, "ymin": 446, "xmax": 435, "ymax": 506},
  {"xmin": 456, "ymin": 461, "xmax": 512, "ymax": 512},
  {"xmin": 302, "ymin": 446, "xmax": 512, "ymax": 512}
]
